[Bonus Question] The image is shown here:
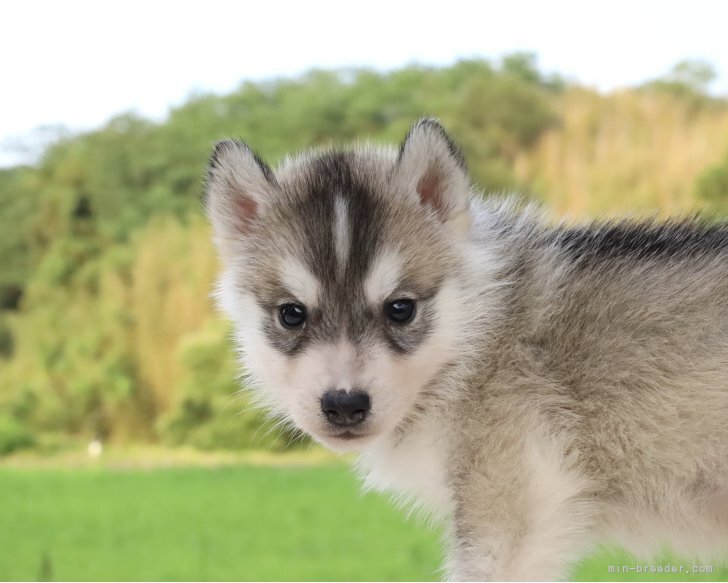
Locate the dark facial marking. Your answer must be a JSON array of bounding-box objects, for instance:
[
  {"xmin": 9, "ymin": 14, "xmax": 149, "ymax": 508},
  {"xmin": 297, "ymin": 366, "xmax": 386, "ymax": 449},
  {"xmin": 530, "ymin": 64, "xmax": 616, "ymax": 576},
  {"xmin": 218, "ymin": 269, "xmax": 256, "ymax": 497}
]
[
  {"xmin": 285, "ymin": 153, "xmax": 388, "ymax": 346},
  {"xmin": 257, "ymin": 151, "xmax": 446, "ymax": 357},
  {"xmin": 261, "ymin": 318, "xmax": 306, "ymax": 356},
  {"xmin": 383, "ymin": 296, "xmax": 435, "ymax": 355}
]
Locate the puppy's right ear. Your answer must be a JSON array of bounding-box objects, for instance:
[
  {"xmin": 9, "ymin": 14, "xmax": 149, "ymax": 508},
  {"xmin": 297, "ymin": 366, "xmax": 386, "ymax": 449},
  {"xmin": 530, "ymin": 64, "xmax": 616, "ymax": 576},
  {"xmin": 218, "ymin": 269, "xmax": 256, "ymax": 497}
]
[
  {"xmin": 396, "ymin": 118, "xmax": 472, "ymax": 238},
  {"xmin": 204, "ymin": 139, "xmax": 278, "ymax": 256}
]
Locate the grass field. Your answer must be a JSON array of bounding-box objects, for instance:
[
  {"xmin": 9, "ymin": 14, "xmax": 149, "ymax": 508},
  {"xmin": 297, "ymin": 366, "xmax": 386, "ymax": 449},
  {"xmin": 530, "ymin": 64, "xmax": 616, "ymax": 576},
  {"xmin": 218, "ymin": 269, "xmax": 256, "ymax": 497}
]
[{"xmin": 1, "ymin": 461, "xmax": 726, "ymax": 581}]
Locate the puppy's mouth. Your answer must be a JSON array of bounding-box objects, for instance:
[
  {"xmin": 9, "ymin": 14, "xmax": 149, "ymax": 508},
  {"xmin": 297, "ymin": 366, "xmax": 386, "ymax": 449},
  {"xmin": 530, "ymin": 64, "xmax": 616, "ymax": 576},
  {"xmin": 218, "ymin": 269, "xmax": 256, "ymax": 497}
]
[
  {"xmin": 319, "ymin": 423, "xmax": 379, "ymax": 448},
  {"xmin": 325, "ymin": 426, "xmax": 370, "ymax": 440},
  {"xmin": 330, "ymin": 430, "xmax": 365, "ymax": 440}
]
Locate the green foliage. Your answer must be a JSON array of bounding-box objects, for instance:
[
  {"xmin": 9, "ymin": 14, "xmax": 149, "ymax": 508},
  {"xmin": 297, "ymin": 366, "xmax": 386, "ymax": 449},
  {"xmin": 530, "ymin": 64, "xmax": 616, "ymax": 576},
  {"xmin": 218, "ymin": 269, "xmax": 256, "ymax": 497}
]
[
  {"xmin": 0, "ymin": 317, "xmax": 14, "ymax": 358},
  {"xmin": 158, "ymin": 322, "xmax": 306, "ymax": 451},
  {"xmin": 0, "ymin": 167, "xmax": 39, "ymax": 295},
  {"xmin": 501, "ymin": 52, "xmax": 565, "ymax": 92},
  {"xmin": 696, "ymin": 151, "xmax": 728, "ymax": 214},
  {"xmin": 0, "ymin": 415, "xmax": 35, "ymax": 455},
  {"xmin": 640, "ymin": 59, "xmax": 721, "ymax": 111}
]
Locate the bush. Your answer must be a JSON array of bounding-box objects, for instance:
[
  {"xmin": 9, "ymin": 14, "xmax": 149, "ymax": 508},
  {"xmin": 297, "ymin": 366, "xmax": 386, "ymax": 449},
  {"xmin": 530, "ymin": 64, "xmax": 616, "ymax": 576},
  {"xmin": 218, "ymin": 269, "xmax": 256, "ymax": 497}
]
[
  {"xmin": 695, "ymin": 153, "xmax": 728, "ymax": 215},
  {"xmin": 156, "ymin": 321, "xmax": 307, "ymax": 451},
  {"xmin": 0, "ymin": 415, "xmax": 35, "ymax": 456}
]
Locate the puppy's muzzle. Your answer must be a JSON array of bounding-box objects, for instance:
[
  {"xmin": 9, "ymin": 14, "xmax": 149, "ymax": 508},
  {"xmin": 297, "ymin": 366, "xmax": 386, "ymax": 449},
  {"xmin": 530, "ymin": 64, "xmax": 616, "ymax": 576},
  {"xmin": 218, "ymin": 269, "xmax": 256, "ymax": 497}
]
[{"xmin": 320, "ymin": 389, "xmax": 370, "ymax": 427}]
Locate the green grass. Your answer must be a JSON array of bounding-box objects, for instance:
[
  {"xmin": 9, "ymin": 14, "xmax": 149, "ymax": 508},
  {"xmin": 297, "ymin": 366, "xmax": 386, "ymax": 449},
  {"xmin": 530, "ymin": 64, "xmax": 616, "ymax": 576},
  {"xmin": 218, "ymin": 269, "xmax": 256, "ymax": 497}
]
[
  {"xmin": 0, "ymin": 463, "xmax": 726, "ymax": 581},
  {"xmin": 0, "ymin": 463, "xmax": 441, "ymax": 581}
]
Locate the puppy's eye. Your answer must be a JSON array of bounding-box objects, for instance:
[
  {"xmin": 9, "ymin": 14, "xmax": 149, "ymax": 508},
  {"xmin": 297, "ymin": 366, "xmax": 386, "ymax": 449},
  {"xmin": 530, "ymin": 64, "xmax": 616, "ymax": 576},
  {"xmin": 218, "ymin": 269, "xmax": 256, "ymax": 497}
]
[
  {"xmin": 279, "ymin": 303, "xmax": 306, "ymax": 328},
  {"xmin": 384, "ymin": 299, "xmax": 416, "ymax": 323}
]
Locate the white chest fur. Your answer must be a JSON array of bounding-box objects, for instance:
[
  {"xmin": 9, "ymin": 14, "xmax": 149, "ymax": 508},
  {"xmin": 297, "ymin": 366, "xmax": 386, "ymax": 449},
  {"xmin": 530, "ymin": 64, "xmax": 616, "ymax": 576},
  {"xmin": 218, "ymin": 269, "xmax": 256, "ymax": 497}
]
[{"xmin": 355, "ymin": 417, "xmax": 453, "ymax": 518}]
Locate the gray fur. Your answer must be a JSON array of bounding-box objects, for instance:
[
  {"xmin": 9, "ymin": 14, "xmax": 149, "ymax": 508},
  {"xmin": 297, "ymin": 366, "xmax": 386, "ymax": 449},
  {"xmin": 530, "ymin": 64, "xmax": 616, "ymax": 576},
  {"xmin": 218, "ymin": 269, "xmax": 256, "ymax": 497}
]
[{"xmin": 206, "ymin": 119, "xmax": 728, "ymax": 581}]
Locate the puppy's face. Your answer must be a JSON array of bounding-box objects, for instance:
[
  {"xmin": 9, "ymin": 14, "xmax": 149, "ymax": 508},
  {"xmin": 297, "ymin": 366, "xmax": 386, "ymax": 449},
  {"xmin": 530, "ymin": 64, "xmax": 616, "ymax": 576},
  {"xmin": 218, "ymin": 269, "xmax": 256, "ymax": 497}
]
[{"xmin": 206, "ymin": 119, "xmax": 474, "ymax": 451}]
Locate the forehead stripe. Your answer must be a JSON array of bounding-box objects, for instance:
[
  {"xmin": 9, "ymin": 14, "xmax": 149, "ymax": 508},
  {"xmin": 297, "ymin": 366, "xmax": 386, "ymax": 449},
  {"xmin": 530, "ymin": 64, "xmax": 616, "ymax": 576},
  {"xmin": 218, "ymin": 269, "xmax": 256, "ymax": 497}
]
[{"xmin": 333, "ymin": 195, "xmax": 350, "ymax": 276}]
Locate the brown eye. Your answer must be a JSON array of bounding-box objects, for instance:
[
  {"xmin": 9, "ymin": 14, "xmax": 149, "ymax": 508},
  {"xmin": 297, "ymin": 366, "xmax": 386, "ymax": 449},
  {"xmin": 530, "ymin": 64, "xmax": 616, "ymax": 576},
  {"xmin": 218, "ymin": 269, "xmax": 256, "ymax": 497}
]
[
  {"xmin": 384, "ymin": 299, "xmax": 416, "ymax": 323},
  {"xmin": 279, "ymin": 303, "xmax": 306, "ymax": 328}
]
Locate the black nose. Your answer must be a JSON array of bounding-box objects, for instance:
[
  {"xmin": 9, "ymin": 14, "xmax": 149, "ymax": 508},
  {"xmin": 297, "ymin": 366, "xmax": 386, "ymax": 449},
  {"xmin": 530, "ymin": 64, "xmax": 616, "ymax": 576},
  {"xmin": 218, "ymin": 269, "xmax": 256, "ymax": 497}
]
[{"xmin": 321, "ymin": 390, "xmax": 370, "ymax": 427}]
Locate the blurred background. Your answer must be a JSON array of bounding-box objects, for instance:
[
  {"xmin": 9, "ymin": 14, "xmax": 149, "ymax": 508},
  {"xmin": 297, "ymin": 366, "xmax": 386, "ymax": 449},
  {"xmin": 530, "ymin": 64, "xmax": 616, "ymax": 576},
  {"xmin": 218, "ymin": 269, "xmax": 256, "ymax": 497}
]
[{"xmin": 2, "ymin": 1, "xmax": 728, "ymax": 580}]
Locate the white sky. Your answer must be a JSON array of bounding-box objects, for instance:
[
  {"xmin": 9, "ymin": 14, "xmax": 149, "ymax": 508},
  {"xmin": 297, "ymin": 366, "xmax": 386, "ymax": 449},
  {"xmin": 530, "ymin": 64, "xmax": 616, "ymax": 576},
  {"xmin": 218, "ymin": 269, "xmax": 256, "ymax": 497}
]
[{"xmin": 1, "ymin": 0, "xmax": 727, "ymax": 167}]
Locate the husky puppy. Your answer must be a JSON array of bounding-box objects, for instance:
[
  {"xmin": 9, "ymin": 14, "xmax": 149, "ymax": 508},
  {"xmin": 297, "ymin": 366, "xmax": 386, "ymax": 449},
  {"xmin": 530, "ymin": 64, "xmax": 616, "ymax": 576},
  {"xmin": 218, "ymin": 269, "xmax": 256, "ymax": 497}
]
[{"xmin": 205, "ymin": 119, "xmax": 728, "ymax": 581}]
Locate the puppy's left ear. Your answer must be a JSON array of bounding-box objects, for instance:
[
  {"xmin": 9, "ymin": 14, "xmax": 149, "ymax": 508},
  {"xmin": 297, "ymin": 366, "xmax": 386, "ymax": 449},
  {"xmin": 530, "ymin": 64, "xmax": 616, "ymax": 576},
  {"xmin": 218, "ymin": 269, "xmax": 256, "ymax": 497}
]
[{"xmin": 396, "ymin": 118, "xmax": 472, "ymax": 237}]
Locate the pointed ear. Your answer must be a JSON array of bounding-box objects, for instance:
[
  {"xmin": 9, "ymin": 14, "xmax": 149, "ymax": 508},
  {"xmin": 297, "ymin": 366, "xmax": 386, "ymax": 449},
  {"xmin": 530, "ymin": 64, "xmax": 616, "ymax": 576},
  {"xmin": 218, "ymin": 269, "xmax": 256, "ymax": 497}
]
[
  {"xmin": 204, "ymin": 139, "xmax": 278, "ymax": 257},
  {"xmin": 396, "ymin": 118, "xmax": 472, "ymax": 237}
]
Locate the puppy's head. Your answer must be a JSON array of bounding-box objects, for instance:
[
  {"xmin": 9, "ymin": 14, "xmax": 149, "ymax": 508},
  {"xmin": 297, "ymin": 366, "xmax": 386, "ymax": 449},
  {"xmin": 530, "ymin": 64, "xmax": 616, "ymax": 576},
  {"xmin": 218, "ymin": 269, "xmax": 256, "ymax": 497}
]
[{"xmin": 205, "ymin": 119, "xmax": 477, "ymax": 452}]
